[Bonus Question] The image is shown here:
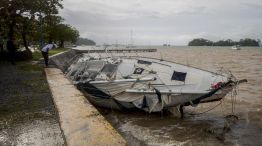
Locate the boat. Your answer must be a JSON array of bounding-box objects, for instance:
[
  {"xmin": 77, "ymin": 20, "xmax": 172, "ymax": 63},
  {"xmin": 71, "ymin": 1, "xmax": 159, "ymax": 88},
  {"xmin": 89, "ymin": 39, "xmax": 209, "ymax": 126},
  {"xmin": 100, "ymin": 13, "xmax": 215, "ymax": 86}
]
[
  {"xmin": 65, "ymin": 54, "xmax": 247, "ymax": 114},
  {"xmin": 231, "ymin": 45, "xmax": 241, "ymax": 50}
]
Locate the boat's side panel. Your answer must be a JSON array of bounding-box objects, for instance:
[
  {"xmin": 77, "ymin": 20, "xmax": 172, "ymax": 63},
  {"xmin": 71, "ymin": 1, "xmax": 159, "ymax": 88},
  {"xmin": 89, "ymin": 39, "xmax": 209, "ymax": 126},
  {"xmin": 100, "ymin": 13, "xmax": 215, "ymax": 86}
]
[
  {"xmin": 67, "ymin": 56, "xmax": 233, "ymax": 112},
  {"xmin": 80, "ymin": 89, "xmax": 136, "ymax": 110},
  {"xmin": 92, "ymin": 82, "xmax": 147, "ymax": 96},
  {"xmin": 80, "ymin": 85, "xmax": 230, "ymax": 112}
]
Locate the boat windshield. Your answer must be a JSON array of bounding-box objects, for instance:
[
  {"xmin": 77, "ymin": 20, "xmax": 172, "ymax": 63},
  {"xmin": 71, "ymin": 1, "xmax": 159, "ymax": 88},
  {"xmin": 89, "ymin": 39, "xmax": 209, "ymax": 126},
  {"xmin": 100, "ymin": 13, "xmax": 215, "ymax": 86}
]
[{"xmin": 101, "ymin": 64, "xmax": 118, "ymax": 74}]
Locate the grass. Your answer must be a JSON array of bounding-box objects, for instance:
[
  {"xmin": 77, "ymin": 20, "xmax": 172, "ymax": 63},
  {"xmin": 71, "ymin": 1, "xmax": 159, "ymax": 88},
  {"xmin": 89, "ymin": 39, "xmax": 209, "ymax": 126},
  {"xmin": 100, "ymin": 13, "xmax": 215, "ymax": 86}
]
[
  {"xmin": 32, "ymin": 47, "xmax": 69, "ymax": 61},
  {"xmin": 0, "ymin": 63, "xmax": 52, "ymax": 117},
  {"xmin": 49, "ymin": 47, "xmax": 69, "ymax": 56},
  {"xmin": 32, "ymin": 51, "xmax": 42, "ymax": 61},
  {"xmin": 22, "ymin": 76, "xmax": 50, "ymax": 93},
  {"xmin": 18, "ymin": 63, "xmax": 43, "ymax": 72},
  {"xmin": 14, "ymin": 47, "xmax": 70, "ymax": 74},
  {"xmin": 0, "ymin": 47, "xmax": 65, "ymax": 145}
]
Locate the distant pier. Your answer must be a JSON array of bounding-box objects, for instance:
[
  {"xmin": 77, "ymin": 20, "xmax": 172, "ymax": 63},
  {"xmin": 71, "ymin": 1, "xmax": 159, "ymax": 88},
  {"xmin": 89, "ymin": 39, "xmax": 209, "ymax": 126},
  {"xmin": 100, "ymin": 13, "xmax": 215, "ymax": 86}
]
[{"xmin": 74, "ymin": 48, "xmax": 157, "ymax": 53}]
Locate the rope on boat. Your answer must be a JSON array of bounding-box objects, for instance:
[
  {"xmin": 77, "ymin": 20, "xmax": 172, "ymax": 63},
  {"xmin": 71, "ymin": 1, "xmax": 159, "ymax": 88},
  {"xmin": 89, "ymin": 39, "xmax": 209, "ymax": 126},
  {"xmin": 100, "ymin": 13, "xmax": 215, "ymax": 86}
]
[
  {"xmin": 226, "ymin": 70, "xmax": 239, "ymax": 117},
  {"xmin": 227, "ymin": 78, "xmax": 239, "ymax": 119},
  {"xmin": 216, "ymin": 67, "xmax": 239, "ymax": 116},
  {"xmin": 187, "ymin": 76, "xmax": 239, "ymax": 117},
  {"xmin": 187, "ymin": 101, "xmax": 222, "ymax": 115}
]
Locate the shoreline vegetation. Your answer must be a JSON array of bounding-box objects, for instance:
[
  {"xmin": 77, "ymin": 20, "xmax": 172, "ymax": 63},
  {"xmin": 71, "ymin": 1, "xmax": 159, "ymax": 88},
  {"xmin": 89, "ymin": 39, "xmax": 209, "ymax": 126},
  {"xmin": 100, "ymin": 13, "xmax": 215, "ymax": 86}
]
[
  {"xmin": 76, "ymin": 38, "xmax": 96, "ymax": 46},
  {"xmin": 0, "ymin": 0, "xmax": 80, "ymax": 61},
  {"xmin": 0, "ymin": 0, "xmax": 95, "ymax": 62},
  {"xmin": 188, "ymin": 38, "xmax": 261, "ymax": 46}
]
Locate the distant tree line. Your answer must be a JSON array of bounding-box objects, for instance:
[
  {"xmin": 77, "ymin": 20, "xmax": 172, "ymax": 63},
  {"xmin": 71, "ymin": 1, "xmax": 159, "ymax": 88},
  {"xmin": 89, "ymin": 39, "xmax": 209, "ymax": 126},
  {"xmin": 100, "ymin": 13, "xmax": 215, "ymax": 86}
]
[
  {"xmin": 188, "ymin": 38, "xmax": 261, "ymax": 46},
  {"xmin": 76, "ymin": 38, "xmax": 96, "ymax": 46},
  {"xmin": 0, "ymin": 0, "xmax": 79, "ymax": 59}
]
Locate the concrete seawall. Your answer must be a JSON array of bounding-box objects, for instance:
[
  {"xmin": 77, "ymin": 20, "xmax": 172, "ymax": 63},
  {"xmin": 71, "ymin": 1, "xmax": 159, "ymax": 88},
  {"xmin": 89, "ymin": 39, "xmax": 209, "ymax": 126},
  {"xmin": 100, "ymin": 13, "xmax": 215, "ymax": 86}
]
[{"xmin": 45, "ymin": 68, "xmax": 126, "ymax": 146}]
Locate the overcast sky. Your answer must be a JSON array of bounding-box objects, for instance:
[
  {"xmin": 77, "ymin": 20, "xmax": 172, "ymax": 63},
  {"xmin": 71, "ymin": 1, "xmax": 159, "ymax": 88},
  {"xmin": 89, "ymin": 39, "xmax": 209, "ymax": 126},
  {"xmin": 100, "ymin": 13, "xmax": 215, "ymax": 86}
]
[{"xmin": 60, "ymin": 0, "xmax": 262, "ymax": 45}]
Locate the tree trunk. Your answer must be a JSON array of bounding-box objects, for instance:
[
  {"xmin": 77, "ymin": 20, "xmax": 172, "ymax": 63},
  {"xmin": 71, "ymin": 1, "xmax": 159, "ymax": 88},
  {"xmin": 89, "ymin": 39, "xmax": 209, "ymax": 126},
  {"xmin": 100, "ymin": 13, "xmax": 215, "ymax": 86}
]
[
  {"xmin": 0, "ymin": 41, "xmax": 3, "ymax": 53},
  {"xmin": 8, "ymin": 22, "xmax": 15, "ymax": 41},
  {"xmin": 21, "ymin": 32, "xmax": 32, "ymax": 59},
  {"xmin": 48, "ymin": 36, "xmax": 52, "ymax": 43},
  {"xmin": 21, "ymin": 32, "xmax": 31, "ymax": 53},
  {"xmin": 59, "ymin": 40, "xmax": 64, "ymax": 48}
]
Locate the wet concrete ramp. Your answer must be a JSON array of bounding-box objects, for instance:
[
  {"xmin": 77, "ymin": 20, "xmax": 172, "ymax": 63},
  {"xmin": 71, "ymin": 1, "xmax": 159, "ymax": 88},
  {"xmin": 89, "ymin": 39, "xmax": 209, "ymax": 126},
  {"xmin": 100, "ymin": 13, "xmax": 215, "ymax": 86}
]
[{"xmin": 45, "ymin": 68, "xmax": 126, "ymax": 146}]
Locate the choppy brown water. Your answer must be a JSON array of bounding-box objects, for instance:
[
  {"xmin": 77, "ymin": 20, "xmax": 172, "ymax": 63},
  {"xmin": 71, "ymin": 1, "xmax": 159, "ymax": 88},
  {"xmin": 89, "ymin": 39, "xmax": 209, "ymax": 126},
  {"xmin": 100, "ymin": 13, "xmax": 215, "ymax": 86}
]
[{"xmin": 101, "ymin": 46, "xmax": 262, "ymax": 146}]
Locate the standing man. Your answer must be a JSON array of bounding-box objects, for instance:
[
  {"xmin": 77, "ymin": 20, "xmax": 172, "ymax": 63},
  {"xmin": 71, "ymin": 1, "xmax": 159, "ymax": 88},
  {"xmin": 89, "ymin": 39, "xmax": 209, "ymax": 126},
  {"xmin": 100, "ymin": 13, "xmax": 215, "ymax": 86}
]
[{"xmin": 41, "ymin": 42, "xmax": 56, "ymax": 67}]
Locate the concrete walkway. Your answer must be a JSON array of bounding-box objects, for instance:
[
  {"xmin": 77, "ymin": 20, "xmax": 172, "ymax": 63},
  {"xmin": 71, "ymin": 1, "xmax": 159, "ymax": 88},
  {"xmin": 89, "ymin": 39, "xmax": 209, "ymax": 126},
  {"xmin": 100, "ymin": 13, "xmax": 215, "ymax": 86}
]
[{"xmin": 45, "ymin": 68, "xmax": 126, "ymax": 146}]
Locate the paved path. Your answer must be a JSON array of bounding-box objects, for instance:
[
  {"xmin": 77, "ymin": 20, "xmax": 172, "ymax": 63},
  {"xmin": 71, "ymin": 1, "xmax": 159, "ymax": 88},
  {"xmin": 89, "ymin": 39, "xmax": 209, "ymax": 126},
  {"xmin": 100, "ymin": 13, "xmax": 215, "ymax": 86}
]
[{"xmin": 45, "ymin": 68, "xmax": 126, "ymax": 146}]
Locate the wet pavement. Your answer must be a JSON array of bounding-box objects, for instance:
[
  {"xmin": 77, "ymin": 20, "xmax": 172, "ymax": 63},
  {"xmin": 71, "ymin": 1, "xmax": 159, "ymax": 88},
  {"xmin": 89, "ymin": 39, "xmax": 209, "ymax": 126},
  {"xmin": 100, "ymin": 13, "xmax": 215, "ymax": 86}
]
[{"xmin": 0, "ymin": 63, "xmax": 64, "ymax": 145}]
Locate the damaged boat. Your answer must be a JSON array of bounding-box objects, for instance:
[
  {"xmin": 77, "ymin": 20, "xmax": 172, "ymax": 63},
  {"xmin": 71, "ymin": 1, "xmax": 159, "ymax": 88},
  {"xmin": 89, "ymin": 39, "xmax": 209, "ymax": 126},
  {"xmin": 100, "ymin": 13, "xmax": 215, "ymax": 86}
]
[{"xmin": 66, "ymin": 54, "xmax": 247, "ymax": 114}]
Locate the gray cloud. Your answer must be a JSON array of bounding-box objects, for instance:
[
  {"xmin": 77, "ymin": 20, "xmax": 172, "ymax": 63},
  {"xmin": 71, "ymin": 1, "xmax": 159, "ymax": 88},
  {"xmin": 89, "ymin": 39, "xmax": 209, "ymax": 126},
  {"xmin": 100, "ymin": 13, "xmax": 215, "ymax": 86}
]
[{"xmin": 60, "ymin": 0, "xmax": 262, "ymax": 45}]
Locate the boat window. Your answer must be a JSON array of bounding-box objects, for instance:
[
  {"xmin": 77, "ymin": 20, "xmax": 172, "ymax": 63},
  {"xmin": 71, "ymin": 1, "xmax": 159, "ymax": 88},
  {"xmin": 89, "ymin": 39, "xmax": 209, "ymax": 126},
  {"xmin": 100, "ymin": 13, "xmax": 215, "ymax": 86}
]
[
  {"xmin": 101, "ymin": 64, "xmax": 118, "ymax": 73},
  {"xmin": 66, "ymin": 60, "xmax": 105, "ymax": 81},
  {"xmin": 86, "ymin": 60, "xmax": 105, "ymax": 72},
  {"xmin": 137, "ymin": 60, "xmax": 152, "ymax": 65},
  {"xmin": 171, "ymin": 71, "xmax": 187, "ymax": 81}
]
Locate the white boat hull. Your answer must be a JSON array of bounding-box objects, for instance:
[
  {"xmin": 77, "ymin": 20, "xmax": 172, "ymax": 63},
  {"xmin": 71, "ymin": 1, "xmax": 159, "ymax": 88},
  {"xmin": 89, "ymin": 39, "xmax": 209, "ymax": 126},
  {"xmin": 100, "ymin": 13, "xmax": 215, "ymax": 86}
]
[{"xmin": 68, "ymin": 56, "xmax": 238, "ymax": 113}]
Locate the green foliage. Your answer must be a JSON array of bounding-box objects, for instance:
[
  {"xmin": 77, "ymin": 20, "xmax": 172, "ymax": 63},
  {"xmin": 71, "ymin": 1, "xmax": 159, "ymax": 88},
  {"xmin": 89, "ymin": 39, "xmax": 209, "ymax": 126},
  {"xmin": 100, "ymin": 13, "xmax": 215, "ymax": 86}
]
[
  {"xmin": 188, "ymin": 38, "xmax": 213, "ymax": 46},
  {"xmin": 188, "ymin": 38, "xmax": 260, "ymax": 46},
  {"xmin": 0, "ymin": 0, "xmax": 79, "ymax": 60},
  {"xmin": 76, "ymin": 38, "xmax": 96, "ymax": 46},
  {"xmin": 213, "ymin": 39, "xmax": 235, "ymax": 46},
  {"xmin": 0, "ymin": 0, "xmax": 63, "ymax": 36},
  {"xmin": 54, "ymin": 24, "xmax": 79, "ymax": 47},
  {"xmin": 42, "ymin": 15, "xmax": 64, "ymax": 42},
  {"xmin": 239, "ymin": 38, "xmax": 260, "ymax": 46}
]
